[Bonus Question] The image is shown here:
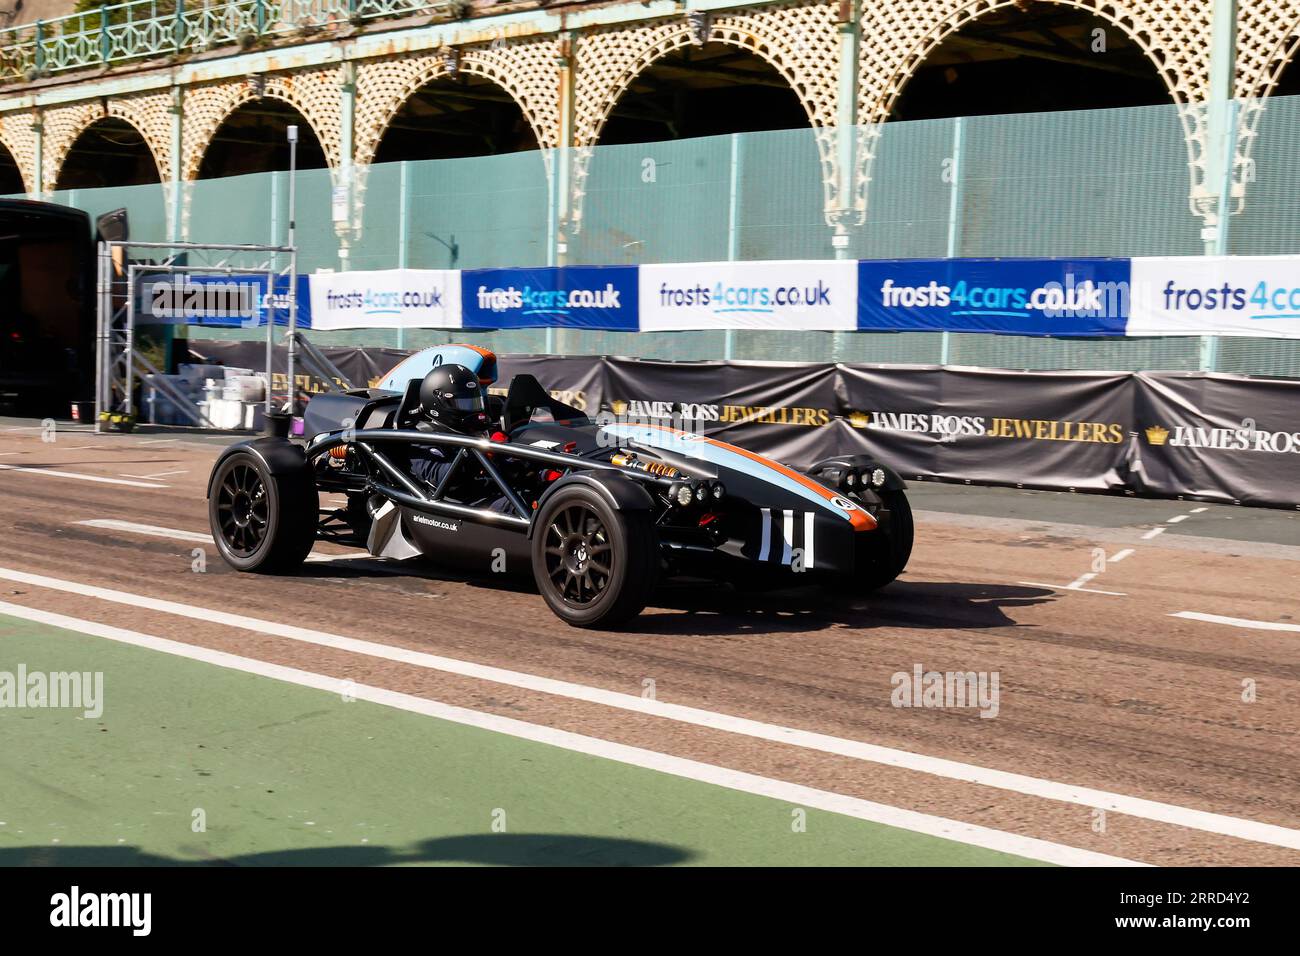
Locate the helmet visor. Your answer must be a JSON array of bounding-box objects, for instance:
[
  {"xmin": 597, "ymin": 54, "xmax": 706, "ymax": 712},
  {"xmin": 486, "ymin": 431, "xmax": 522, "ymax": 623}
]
[{"xmin": 447, "ymin": 394, "xmax": 485, "ymax": 413}]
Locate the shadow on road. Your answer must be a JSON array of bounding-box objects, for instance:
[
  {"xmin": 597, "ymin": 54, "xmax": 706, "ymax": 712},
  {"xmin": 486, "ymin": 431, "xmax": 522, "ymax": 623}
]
[
  {"xmin": 629, "ymin": 580, "xmax": 1056, "ymax": 636},
  {"xmin": 1, "ymin": 833, "xmax": 694, "ymax": 867},
  {"xmin": 295, "ymin": 557, "xmax": 1055, "ymax": 636}
]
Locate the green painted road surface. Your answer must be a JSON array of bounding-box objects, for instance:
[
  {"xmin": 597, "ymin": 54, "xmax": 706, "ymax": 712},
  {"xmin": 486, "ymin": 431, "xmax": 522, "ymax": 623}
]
[{"xmin": 0, "ymin": 614, "xmax": 1045, "ymax": 866}]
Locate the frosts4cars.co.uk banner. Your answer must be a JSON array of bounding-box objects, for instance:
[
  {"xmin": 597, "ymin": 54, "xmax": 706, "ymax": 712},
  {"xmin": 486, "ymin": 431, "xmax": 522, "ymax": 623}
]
[
  {"xmin": 308, "ymin": 269, "xmax": 460, "ymax": 330},
  {"xmin": 1128, "ymin": 256, "xmax": 1300, "ymax": 338},
  {"xmin": 190, "ymin": 255, "xmax": 1300, "ymax": 338},
  {"xmin": 639, "ymin": 260, "xmax": 858, "ymax": 331},
  {"xmin": 856, "ymin": 258, "xmax": 1130, "ymax": 336},
  {"xmin": 460, "ymin": 265, "xmax": 638, "ymax": 330}
]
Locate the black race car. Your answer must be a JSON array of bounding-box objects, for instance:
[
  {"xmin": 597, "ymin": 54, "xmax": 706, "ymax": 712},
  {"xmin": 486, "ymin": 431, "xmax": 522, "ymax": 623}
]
[{"xmin": 206, "ymin": 346, "xmax": 913, "ymax": 628}]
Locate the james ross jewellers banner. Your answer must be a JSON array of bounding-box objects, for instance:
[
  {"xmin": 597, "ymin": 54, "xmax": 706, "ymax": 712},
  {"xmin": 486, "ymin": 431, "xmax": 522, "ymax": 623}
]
[{"xmin": 191, "ymin": 340, "xmax": 1300, "ymax": 507}]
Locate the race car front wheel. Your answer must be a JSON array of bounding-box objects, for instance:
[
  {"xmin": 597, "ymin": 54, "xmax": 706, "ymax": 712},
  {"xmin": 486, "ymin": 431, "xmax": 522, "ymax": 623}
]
[
  {"xmin": 531, "ymin": 486, "xmax": 657, "ymax": 628},
  {"xmin": 209, "ymin": 450, "xmax": 318, "ymax": 573},
  {"xmin": 834, "ymin": 488, "xmax": 914, "ymax": 592}
]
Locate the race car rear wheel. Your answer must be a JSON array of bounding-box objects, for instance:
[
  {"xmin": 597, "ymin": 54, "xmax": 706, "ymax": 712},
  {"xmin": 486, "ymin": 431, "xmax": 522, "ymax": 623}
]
[
  {"xmin": 840, "ymin": 489, "xmax": 914, "ymax": 592},
  {"xmin": 532, "ymin": 487, "xmax": 657, "ymax": 628},
  {"xmin": 209, "ymin": 451, "xmax": 318, "ymax": 573}
]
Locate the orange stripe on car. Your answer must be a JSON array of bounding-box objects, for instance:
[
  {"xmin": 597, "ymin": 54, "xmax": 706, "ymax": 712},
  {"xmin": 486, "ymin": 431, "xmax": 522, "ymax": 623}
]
[{"xmin": 636, "ymin": 423, "xmax": 877, "ymax": 531}]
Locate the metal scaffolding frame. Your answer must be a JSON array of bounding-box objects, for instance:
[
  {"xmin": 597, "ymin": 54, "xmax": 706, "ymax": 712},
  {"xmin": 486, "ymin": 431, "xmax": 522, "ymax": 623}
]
[{"xmin": 95, "ymin": 239, "xmax": 298, "ymax": 433}]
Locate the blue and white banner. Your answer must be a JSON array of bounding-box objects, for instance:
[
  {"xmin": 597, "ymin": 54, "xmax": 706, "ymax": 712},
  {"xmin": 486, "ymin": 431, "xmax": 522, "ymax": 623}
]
[
  {"xmin": 308, "ymin": 268, "xmax": 459, "ymax": 331},
  {"xmin": 138, "ymin": 273, "xmax": 309, "ymax": 328},
  {"xmin": 857, "ymin": 258, "xmax": 1130, "ymax": 337},
  {"xmin": 1129, "ymin": 256, "xmax": 1300, "ymax": 339},
  {"xmin": 461, "ymin": 265, "xmax": 637, "ymax": 330},
  {"xmin": 639, "ymin": 260, "xmax": 857, "ymax": 331},
  {"xmin": 291, "ymin": 255, "xmax": 1300, "ymax": 338}
]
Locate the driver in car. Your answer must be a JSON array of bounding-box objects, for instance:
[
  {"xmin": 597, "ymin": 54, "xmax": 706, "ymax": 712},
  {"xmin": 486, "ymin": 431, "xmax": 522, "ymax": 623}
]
[{"xmin": 409, "ymin": 364, "xmax": 513, "ymax": 514}]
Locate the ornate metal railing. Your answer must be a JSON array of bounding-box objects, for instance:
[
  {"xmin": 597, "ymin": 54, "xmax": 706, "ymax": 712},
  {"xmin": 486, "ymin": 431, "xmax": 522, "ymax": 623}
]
[{"xmin": 0, "ymin": 0, "xmax": 461, "ymax": 83}]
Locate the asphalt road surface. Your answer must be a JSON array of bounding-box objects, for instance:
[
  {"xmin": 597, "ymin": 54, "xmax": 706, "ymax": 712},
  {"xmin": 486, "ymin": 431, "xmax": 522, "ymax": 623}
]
[{"xmin": 1, "ymin": 419, "xmax": 1297, "ymax": 866}]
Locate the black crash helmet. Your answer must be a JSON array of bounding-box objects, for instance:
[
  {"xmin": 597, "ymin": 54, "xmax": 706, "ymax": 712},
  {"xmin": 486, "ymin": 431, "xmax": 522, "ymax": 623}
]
[{"xmin": 418, "ymin": 363, "xmax": 488, "ymax": 434}]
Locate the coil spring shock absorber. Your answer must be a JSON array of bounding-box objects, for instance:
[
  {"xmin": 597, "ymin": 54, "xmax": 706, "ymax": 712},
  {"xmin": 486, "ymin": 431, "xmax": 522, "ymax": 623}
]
[{"xmin": 611, "ymin": 452, "xmax": 678, "ymax": 478}]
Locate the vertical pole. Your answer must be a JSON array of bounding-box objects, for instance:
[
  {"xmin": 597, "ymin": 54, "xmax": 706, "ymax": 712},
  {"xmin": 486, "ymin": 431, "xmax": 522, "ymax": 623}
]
[
  {"xmin": 1201, "ymin": 0, "xmax": 1237, "ymax": 370},
  {"xmin": 265, "ymin": 263, "xmax": 274, "ymax": 416},
  {"xmin": 830, "ymin": 0, "xmax": 860, "ymax": 365},
  {"xmin": 174, "ymin": 0, "xmax": 184, "ymax": 53},
  {"xmin": 554, "ymin": 32, "xmax": 576, "ymax": 269},
  {"xmin": 724, "ymin": 132, "xmax": 741, "ymax": 361},
  {"xmin": 30, "ymin": 114, "xmax": 43, "ymax": 198},
  {"xmin": 545, "ymin": 149, "xmax": 557, "ymax": 268},
  {"xmin": 397, "ymin": 159, "xmax": 408, "ymax": 350},
  {"xmin": 336, "ymin": 62, "xmax": 356, "ymax": 274},
  {"xmin": 125, "ymin": 264, "xmax": 137, "ymax": 420},
  {"xmin": 831, "ymin": 0, "xmax": 860, "ymax": 261},
  {"xmin": 94, "ymin": 243, "xmax": 106, "ymax": 433},
  {"xmin": 168, "ymin": 87, "xmax": 183, "ymax": 243},
  {"xmin": 941, "ymin": 116, "xmax": 965, "ymax": 366},
  {"xmin": 286, "ymin": 125, "xmax": 299, "ymax": 415},
  {"xmin": 33, "ymin": 20, "xmax": 44, "ymax": 75},
  {"xmin": 100, "ymin": 7, "xmax": 110, "ymax": 64}
]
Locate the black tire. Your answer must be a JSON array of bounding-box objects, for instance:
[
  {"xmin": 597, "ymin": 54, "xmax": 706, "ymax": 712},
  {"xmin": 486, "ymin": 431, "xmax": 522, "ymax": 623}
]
[
  {"xmin": 531, "ymin": 486, "xmax": 657, "ymax": 628},
  {"xmin": 838, "ymin": 489, "xmax": 914, "ymax": 592},
  {"xmin": 209, "ymin": 450, "xmax": 318, "ymax": 573}
]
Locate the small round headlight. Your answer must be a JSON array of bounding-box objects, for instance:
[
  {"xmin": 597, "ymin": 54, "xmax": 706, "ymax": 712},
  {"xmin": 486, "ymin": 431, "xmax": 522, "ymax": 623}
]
[
  {"xmin": 711, "ymin": 482, "xmax": 725, "ymax": 500},
  {"xmin": 674, "ymin": 483, "xmax": 694, "ymax": 507},
  {"xmin": 871, "ymin": 467, "xmax": 887, "ymax": 488},
  {"xmin": 844, "ymin": 470, "xmax": 857, "ymax": 487},
  {"xmin": 694, "ymin": 483, "xmax": 709, "ymax": 503}
]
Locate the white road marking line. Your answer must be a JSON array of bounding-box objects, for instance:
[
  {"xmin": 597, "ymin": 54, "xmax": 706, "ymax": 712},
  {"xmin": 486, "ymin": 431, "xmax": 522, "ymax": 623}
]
[
  {"xmin": 1108, "ymin": 549, "xmax": 1135, "ymax": 563},
  {"xmin": 1066, "ymin": 572, "xmax": 1097, "ymax": 589},
  {"xmin": 75, "ymin": 519, "xmax": 209, "ymax": 543},
  {"xmin": 0, "ymin": 463, "xmax": 170, "ymax": 489},
  {"xmin": 75, "ymin": 519, "xmax": 395, "ymax": 573},
  {"xmin": 0, "ymin": 599, "xmax": 1139, "ymax": 867},
  {"xmin": 0, "ymin": 565, "xmax": 1290, "ymax": 852},
  {"xmin": 118, "ymin": 470, "xmax": 187, "ymax": 481},
  {"xmin": 0, "ymin": 452, "xmax": 21, "ymax": 457},
  {"xmin": 1167, "ymin": 515, "xmax": 1189, "ymax": 524},
  {"xmin": 1141, "ymin": 527, "xmax": 1166, "ymax": 540},
  {"xmin": 1018, "ymin": 581, "xmax": 1128, "ymax": 597},
  {"xmin": 80, "ymin": 520, "xmax": 373, "ymax": 568},
  {"xmin": 136, "ymin": 439, "xmax": 180, "ymax": 445},
  {"xmin": 1171, "ymin": 611, "xmax": 1300, "ymax": 634},
  {"xmin": 1191, "ymin": 507, "xmax": 1208, "ymax": 514},
  {"xmin": 59, "ymin": 445, "xmax": 105, "ymax": 451}
]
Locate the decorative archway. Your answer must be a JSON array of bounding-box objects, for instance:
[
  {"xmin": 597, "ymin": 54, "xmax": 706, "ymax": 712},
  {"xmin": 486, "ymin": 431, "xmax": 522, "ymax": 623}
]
[
  {"xmin": 181, "ymin": 71, "xmax": 343, "ymax": 183},
  {"xmin": 852, "ymin": 0, "xmax": 1213, "ymax": 227},
  {"xmin": 0, "ymin": 114, "xmax": 37, "ymax": 195},
  {"xmin": 41, "ymin": 94, "xmax": 173, "ymax": 194},
  {"xmin": 570, "ymin": 5, "xmax": 841, "ymax": 236},
  {"xmin": 352, "ymin": 40, "xmax": 563, "ymax": 170},
  {"xmin": 0, "ymin": 138, "xmax": 24, "ymax": 194},
  {"xmin": 55, "ymin": 117, "xmax": 162, "ymax": 189},
  {"xmin": 1222, "ymin": 4, "xmax": 1300, "ymax": 220}
]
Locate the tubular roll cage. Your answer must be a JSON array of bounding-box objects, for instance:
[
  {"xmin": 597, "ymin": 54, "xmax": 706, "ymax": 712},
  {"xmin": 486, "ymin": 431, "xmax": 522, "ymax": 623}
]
[{"xmin": 304, "ymin": 428, "xmax": 676, "ymax": 531}]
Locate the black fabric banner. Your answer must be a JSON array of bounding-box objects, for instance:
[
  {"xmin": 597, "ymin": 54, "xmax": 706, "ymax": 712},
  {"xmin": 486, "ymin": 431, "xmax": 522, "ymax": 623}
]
[
  {"xmin": 1132, "ymin": 372, "xmax": 1300, "ymax": 507},
  {"xmin": 189, "ymin": 340, "xmax": 1300, "ymax": 509}
]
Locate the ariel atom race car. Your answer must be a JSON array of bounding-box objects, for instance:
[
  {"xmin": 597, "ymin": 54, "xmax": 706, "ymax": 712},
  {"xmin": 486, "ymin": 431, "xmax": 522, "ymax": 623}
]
[{"xmin": 206, "ymin": 345, "xmax": 913, "ymax": 628}]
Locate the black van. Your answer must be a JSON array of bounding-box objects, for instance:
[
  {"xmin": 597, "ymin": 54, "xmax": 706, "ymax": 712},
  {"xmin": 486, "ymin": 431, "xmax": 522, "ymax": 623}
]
[{"xmin": 0, "ymin": 199, "xmax": 98, "ymax": 415}]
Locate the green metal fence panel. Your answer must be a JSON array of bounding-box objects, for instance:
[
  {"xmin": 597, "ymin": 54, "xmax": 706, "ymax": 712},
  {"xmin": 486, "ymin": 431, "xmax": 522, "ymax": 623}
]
[{"xmin": 29, "ymin": 98, "xmax": 1300, "ymax": 377}]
